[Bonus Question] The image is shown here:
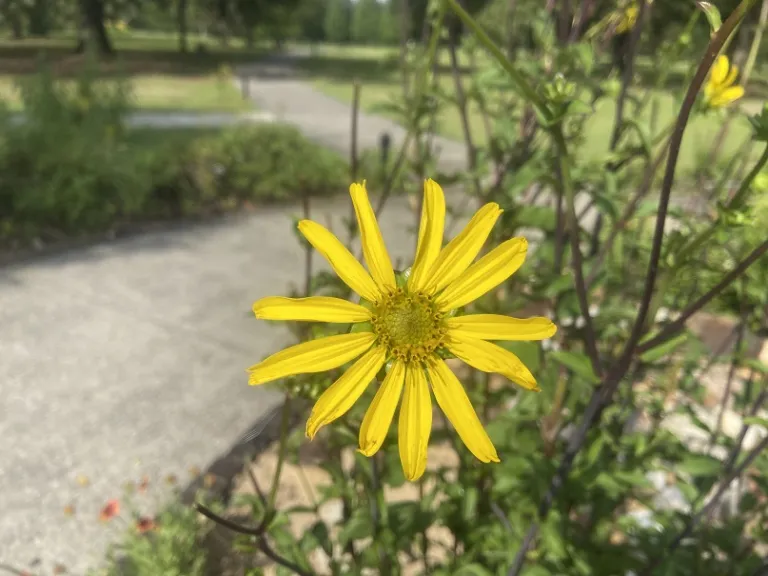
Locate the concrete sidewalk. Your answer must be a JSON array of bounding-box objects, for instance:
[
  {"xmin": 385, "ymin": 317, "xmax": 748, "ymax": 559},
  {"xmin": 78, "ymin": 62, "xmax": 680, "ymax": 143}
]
[
  {"xmin": 7, "ymin": 109, "xmax": 275, "ymax": 129},
  {"xmin": 236, "ymin": 55, "xmax": 470, "ymax": 174},
  {"xmin": 0, "ymin": 189, "xmax": 474, "ymax": 573}
]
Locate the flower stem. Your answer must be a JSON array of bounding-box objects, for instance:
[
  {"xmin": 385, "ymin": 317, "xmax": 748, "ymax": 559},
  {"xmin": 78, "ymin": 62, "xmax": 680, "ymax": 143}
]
[
  {"xmin": 441, "ymin": 0, "xmax": 551, "ymax": 122},
  {"xmin": 267, "ymin": 394, "xmax": 292, "ymax": 515},
  {"xmin": 674, "ymin": 143, "xmax": 768, "ymax": 264}
]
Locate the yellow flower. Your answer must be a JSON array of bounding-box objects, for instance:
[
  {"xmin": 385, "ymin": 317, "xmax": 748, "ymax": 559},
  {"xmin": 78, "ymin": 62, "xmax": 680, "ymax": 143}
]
[
  {"xmin": 248, "ymin": 180, "xmax": 557, "ymax": 481},
  {"xmin": 704, "ymin": 55, "xmax": 745, "ymax": 108},
  {"xmin": 616, "ymin": 4, "xmax": 639, "ymax": 34}
]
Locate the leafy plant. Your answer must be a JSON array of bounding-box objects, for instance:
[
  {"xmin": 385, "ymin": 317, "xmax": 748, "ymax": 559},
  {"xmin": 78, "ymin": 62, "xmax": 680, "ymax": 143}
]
[{"xmin": 195, "ymin": 1, "xmax": 768, "ymax": 575}]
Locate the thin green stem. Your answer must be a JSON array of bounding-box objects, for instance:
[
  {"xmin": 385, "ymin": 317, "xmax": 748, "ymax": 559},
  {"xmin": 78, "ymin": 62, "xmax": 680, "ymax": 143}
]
[
  {"xmin": 553, "ymin": 131, "xmax": 603, "ymax": 378},
  {"xmin": 741, "ymin": 0, "xmax": 768, "ymax": 86},
  {"xmin": 442, "ymin": 0, "xmax": 551, "ymax": 121},
  {"xmin": 267, "ymin": 394, "xmax": 292, "ymax": 514},
  {"xmin": 675, "ymin": 143, "xmax": 768, "ymax": 264}
]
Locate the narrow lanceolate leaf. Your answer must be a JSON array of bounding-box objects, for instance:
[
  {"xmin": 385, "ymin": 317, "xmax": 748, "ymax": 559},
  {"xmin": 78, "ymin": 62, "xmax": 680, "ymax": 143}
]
[{"xmin": 550, "ymin": 351, "xmax": 599, "ymax": 384}]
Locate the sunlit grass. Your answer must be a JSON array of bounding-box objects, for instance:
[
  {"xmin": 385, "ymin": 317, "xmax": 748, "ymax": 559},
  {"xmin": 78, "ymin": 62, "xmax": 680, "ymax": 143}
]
[
  {"xmin": 0, "ymin": 73, "xmax": 250, "ymax": 112},
  {"xmin": 309, "ymin": 67, "xmax": 758, "ymax": 174}
]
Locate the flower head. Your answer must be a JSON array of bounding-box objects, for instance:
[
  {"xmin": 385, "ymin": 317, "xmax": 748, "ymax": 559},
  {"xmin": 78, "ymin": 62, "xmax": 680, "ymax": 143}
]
[
  {"xmin": 616, "ymin": 4, "xmax": 639, "ymax": 33},
  {"xmin": 704, "ymin": 55, "xmax": 745, "ymax": 108},
  {"xmin": 136, "ymin": 517, "xmax": 157, "ymax": 534},
  {"xmin": 99, "ymin": 499, "xmax": 120, "ymax": 522},
  {"xmin": 248, "ymin": 180, "xmax": 557, "ymax": 481}
]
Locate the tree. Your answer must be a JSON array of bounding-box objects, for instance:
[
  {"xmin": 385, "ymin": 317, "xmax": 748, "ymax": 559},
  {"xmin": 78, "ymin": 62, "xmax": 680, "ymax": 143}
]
[
  {"xmin": 324, "ymin": 0, "xmax": 351, "ymax": 43},
  {"xmin": 76, "ymin": 0, "xmax": 114, "ymax": 55},
  {"xmin": 379, "ymin": 0, "xmax": 399, "ymax": 45},
  {"xmin": 298, "ymin": 0, "xmax": 325, "ymax": 43},
  {"xmin": 27, "ymin": 0, "xmax": 51, "ymax": 36},
  {"xmin": 351, "ymin": 0, "xmax": 381, "ymax": 44},
  {"xmin": 177, "ymin": 0, "xmax": 188, "ymax": 51},
  {"xmin": 1, "ymin": 0, "xmax": 29, "ymax": 39}
]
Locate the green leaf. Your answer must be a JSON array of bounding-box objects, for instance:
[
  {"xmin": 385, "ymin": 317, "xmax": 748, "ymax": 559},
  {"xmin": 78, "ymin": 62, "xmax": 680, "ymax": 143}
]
[
  {"xmin": 634, "ymin": 199, "xmax": 660, "ymax": 220},
  {"xmin": 697, "ymin": 1, "xmax": 722, "ymax": 34},
  {"xmin": 550, "ymin": 351, "xmax": 599, "ymax": 384},
  {"xmin": 387, "ymin": 501, "xmax": 433, "ymax": 539},
  {"xmin": 613, "ymin": 470, "xmax": 654, "ymax": 490},
  {"xmin": 540, "ymin": 515, "xmax": 567, "ymax": 559},
  {"xmin": 514, "ymin": 205, "xmax": 558, "ymax": 232},
  {"xmin": 594, "ymin": 472, "xmax": 624, "ymax": 497},
  {"xmin": 640, "ymin": 333, "xmax": 689, "ymax": 363},
  {"xmin": 573, "ymin": 42, "xmax": 594, "ymax": 74},
  {"xmin": 743, "ymin": 416, "xmax": 768, "ymax": 428},
  {"xmin": 309, "ymin": 521, "xmax": 332, "ymax": 557},
  {"xmin": 338, "ymin": 509, "xmax": 373, "ymax": 546},
  {"xmin": 591, "ymin": 190, "xmax": 619, "ymax": 222},
  {"xmin": 679, "ymin": 454, "xmax": 721, "ymax": 478},
  {"xmin": 744, "ymin": 358, "xmax": 768, "ymax": 375},
  {"xmin": 543, "ymin": 273, "xmax": 575, "ymax": 298},
  {"xmin": 567, "ymin": 99, "xmax": 593, "ymax": 115},
  {"xmin": 453, "ymin": 564, "xmax": 494, "ymax": 576},
  {"xmin": 500, "ymin": 341, "xmax": 541, "ymax": 374},
  {"xmin": 462, "ymin": 487, "xmax": 478, "ymax": 522}
]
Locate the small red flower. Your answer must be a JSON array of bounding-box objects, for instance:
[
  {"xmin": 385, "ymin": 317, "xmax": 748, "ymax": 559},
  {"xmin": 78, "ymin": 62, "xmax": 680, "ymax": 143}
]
[
  {"xmin": 99, "ymin": 499, "xmax": 120, "ymax": 522},
  {"xmin": 136, "ymin": 516, "xmax": 156, "ymax": 534}
]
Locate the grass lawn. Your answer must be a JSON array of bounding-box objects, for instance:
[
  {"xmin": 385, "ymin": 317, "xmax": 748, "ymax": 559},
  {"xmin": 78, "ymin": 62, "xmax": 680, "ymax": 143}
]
[
  {"xmin": 298, "ymin": 44, "xmax": 762, "ymax": 174},
  {"xmin": 0, "ymin": 32, "xmax": 260, "ymax": 112}
]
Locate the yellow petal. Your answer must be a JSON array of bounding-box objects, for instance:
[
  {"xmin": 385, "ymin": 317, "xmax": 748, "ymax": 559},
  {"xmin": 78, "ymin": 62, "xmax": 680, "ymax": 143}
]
[
  {"xmin": 408, "ymin": 179, "xmax": 446, "ymax": 292},
  {"xmin": 723, "ymin": 62, "xmax": 739, "ymax": 88},
  {"xmin": 422, "ymin": 203, "xmax": 503, "ymax": 295},
  {"xmin": 306, "ymin": 345, "xmax": 386, "ymax": 439},
  {"xmin": 710, "ymin": 55, "xmax": 729, "ymax": 86},
  {"xmin": 446, "ymin": 333, "xmax": 539, "ymax": 391},
  {"xmin": 435, "ymin": 237, "xmax": 527, "ymax": 311},
  {"xmin": 398, "ymin": 363, "xmax": 432, "ymax": 481},
  {"xmin": 350, "ymin": 182, "xmax": 396, "ymax": 292},
  {"xmin": 446, "ymin": 314, "xmax": 557, "ymax": 341},
  {"xmin": 704, "ymin": 81, "xmax": 715, "ymax": 103},
  {"xmin": 358, "ymin": 360, "xmax": 406, "ymax": 456},
  {"xmin": 253, "ymin": 296, "xmax": 372, "ymax": 323},
  {"xmin": 248, "ymin": 332, "xmax": 376, "ymax": 386},
  {"xmin": 298, "ymin": 220, "xmax": 381, "ymax": 303},
  {"xmin": 426, "ymin": 357, "xmax": 499, "ymax": 463},
  {"xmin": 711, "ymin": 85, "xmax": 745, "ymax": 107}
]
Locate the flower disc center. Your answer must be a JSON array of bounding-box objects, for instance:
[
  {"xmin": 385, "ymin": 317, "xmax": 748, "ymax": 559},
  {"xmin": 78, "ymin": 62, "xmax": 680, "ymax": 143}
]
[{"xmin": 372, "ymin": 288, "xmax": 445, "ymax": 363}]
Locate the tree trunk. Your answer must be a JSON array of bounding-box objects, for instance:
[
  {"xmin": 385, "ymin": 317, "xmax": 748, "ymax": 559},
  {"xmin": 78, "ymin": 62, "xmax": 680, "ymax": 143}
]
[
  {"xmin": 77, "ymin": 0, "xmax": 114, "ymax": 55},
  {"xmin": 28, "ymin": 0, "xmax": 51, "ymax": 37},
  {"xmin": 177, "ymin": 0, "xmax": 188, "ymax": 52},
  {"xmin": 9, "ymin": 12, "xmax": 24, "ymax": 40}
]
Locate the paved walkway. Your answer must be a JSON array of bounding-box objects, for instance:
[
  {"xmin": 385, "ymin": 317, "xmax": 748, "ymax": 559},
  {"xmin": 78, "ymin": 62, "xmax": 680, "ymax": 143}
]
[
  {"xmin": 236, "ymin": 55, "xmax": 470, "ymax": 174},
  {"xmin": 8, "ymin": 110, "xmax": 275, "ymax": 129},
  {"xmin": 1, "ymin": 192, "xmax": 474, "ymax": 573}
]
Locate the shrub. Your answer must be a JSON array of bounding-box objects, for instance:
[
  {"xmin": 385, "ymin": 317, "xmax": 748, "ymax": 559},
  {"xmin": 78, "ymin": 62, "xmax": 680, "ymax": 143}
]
[
  {"xmin": 100, "ymin": 501, "xmax": 209, "ymax": 576},
  {"xmin": 0, "ymin": 63, "xmax": 150, "ymax": 237},
  {"xmin": 191, "ymin": 123, "xmax": 349, "ymax": 203},
  {"xmin": 0, "ymin": 66, "xmax": 350, "ymax": 246},
  {"xmin": 200, "ymin": 3, "xmax": 768, "ymax": 576}
]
